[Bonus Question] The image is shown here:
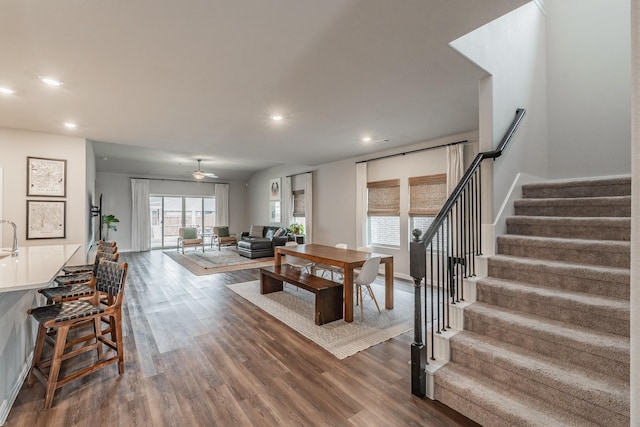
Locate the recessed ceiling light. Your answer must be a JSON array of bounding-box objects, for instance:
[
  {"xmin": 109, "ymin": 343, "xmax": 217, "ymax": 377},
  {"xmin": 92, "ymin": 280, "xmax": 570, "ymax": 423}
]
[
  {"xmin": 271, "ymin": 114, "xmax": 283, "ymax": 121},
  {"xmin": 39, "ymin": 76, "xmax": 63, "ymax": 86},
  {"xmin": 362, "ymin": 137, "xmax": 372, "ymax": 142},
  {"xmin": 0, "ymin": 87, "xmax": 15, "ymax": 94},
  {"xmin": 64, "ymin": 122, "xmax": 77, "ymax": 129}
]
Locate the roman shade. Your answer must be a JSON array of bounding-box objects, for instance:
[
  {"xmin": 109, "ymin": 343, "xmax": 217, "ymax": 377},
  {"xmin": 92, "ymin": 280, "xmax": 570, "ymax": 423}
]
[
  {"xmin": 409, "ymin": 174, "xmax": 447, "ymax": 216},
  {"xmin": 367, "ymin": 179, "xmax": 400, "ymax": 216},
  {"xmin": 292, "ymin": 190, "xmax": 305, "ymax": 217}
]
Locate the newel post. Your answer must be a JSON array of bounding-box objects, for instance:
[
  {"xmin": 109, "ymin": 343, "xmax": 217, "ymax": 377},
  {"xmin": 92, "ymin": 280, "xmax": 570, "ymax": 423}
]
[{"xmin": 410, "ymin": 229, "xmax": 426, "ymax": 397}]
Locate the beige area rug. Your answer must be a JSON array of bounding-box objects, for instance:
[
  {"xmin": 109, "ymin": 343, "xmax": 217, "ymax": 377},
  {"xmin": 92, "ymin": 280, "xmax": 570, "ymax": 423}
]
[
  {"xmin": 163, "ymin": 250, "xmax": 274, "ymax": 275},
  {"xmin": 227, "ymin": 280, "xmax": 413, "ymax": 359}
]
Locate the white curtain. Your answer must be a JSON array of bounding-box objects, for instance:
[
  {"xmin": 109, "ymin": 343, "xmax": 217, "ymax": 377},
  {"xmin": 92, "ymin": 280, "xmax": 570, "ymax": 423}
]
[
  {"xmin": 304, "ymin": 172, "xmax": 313, "ymax": 244},
  {"xmin": 446, "ymin": 144, "xmax": 464, "ymax": 250},
  {"xmin": 215, "ymin": 183, "xmax": 229, "ymax": 226},
  {"xmin": 131, "ymin": 179, "xmax": 150, "ymax": 252},
  {"xmin": 283, "ymin": 176, "xmax": 293, "ymax": 228},
  {"xmin": 355, "ymin": 162, "xmax": 367, "ymax": 248},
  {"xmin": 446, "ymin": 144, "xmax": 464, "ymax": 195}
]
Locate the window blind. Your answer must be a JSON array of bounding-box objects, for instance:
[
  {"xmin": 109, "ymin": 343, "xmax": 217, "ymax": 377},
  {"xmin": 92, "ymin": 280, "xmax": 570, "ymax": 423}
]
[
  {"xmin": 292, "ymin": 190, "xmax": 305, "ymax": 217},
  {"xmin": 367, "ymin": 179, "xmax": 400, "ymax": 216},
  {"xmin": 409, "ymin": 173, "xmax": 446, "ymax": 216}
]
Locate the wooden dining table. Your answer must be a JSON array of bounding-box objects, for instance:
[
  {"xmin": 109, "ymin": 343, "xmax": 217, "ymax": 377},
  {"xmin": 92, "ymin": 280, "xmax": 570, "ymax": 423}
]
[{"xmin": 275, "ymin": 243, "xmax": 394, "ymax": 322}]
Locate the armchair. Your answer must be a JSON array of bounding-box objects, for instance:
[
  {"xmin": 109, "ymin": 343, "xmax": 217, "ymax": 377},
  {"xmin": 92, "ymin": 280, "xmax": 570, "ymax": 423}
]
[
  {"xmin": 177, "ymin": 227, "xmax": 204, "ymax": 253},
  {"xmin": 213, "ymin": 226, "xmax": 238, "ymax": 250}
]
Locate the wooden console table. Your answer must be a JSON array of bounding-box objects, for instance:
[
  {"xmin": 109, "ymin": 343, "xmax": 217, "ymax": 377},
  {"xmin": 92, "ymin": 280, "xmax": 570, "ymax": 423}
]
[{"xmin": 275, "ymin": 244, "xmax": 394, "ymax": 322}]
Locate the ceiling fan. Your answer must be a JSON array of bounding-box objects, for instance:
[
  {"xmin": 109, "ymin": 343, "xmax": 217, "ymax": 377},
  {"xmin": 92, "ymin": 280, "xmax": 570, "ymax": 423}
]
[{"xmin": 192, "ymin": 159, "xmax": 217, "ymax": 180}]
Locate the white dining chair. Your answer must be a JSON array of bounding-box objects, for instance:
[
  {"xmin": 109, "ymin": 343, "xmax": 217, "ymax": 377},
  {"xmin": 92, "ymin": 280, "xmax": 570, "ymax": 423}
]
[
  {"xmin": 317, "ymin": 243, "xmax": 348, "ymax": 281},
  {"xmin": 354, "ymin": 256, "xmax": 382, "ymax": 319},
  {"xmin": 284, "ymin": 241, "xmax": 315, "ymax": 274}
]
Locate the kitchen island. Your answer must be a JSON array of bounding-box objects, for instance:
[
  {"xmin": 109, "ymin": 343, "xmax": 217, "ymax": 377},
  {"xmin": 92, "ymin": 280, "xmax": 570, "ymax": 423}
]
[{"xmin": 0, "ymin": 244, "xmax": 80, "ymax": 424}]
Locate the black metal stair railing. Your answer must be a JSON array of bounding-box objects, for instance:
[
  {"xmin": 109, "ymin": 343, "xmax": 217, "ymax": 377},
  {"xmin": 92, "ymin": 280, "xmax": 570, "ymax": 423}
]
[{"xmin": 409, "ymin": 108, "xmax": 526, "ymax": 397}]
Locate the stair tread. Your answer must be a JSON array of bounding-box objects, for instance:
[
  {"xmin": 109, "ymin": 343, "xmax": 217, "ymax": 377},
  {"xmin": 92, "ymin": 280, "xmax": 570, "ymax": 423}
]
[
  {"xmin": 465, "ymin": 302, "xmax": 629, "ymax": 356},
  {"xmin": 523, "ymin": 176, "xmax": 630, "ymax": 188},
  {"xmin": 498, "ymin": 234, "xmax": 631, "ymax": 250},
  {"xmin": 515, "ymin": 195, "xmax": 631, "ymax": 205},
  {"xmin": 450, "ymin": 330, "xmax": 629, "ymax": 400},
  {"xmin": 506, "ymin": 216, "xmax": 630, "ymax": 226},
  {"xmin": 435, "ymin": 363, "xmax": 601, "ymax": 427},
  {"xmin": 489, "ymin": 254, "xmax": 630, "ymax": 277},
  {"xmin": 478, "ymin": 276, "xmax": 630, "ymax": 308}
]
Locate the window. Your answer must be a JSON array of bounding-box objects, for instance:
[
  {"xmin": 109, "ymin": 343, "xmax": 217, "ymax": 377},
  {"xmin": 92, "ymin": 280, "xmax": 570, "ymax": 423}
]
[
  {"xmin": 410, "ymin": 215, "xmax": 447, "ymax": 251},
  {"xmin": 150, "ymin": 196, "xmax": 215, "ymax": 249},
  {"xmin": 292, "ymin": 190, "xmax": 305, "ymax": 217},
  {"xmin": 292, "ymin": 189, "xmax": 305, "ymax": 227},
  {"xmin": 409, "ymin": 174, "xmax": 447, "ymax": 250},
  {"xmin": 367, "ymin": 179, "xmax": 400, "ymax": 247}
]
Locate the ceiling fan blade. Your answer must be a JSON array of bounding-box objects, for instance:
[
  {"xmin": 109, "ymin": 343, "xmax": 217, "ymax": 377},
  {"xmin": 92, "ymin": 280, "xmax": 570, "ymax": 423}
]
[{"xmin": 202, "ymin": 172, "xmax": 218, "ymax": 178}]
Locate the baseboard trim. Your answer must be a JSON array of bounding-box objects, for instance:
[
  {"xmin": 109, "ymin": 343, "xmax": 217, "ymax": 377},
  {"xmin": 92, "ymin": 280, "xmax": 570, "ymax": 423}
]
[
  {"xmin": 483, "ymin": 172, "xmax": 543, "ymax": 255},
  {"xmin": 0, "ymin": 351, "xmax": 33, "ymax": 426}
]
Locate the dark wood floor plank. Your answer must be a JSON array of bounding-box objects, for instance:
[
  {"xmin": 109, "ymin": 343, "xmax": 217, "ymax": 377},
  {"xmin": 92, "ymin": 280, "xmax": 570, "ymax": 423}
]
[{"xmin": 5, "ymin": 250, "xmax": 479, "ymax": 427}]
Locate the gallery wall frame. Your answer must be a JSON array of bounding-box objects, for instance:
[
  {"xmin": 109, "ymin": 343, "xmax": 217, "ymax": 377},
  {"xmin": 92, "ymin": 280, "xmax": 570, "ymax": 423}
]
[
  {"xmin": 269, "ymin": 177, "xmax": 281, "ymax": 200},
  {"xmin": 27, "ymin": 156, "xmax": 67, "ymax": 197},
  {"xmin": 26, "ymin": 200, "xmax": 66, "ymax": 239},
  {"xmin": 269, "ymin": 201, "xmax": 281, "ymax": 223}
]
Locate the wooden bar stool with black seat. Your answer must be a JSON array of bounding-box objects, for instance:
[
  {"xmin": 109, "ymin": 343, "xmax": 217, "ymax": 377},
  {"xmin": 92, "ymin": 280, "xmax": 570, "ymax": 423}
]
[
  {"xmin": 27, "ymin": 260, "xmax": 128, "ymax": 409},
  {"xmin": 60, "ymin": 241, "xmax": 117, "ymax": 275},
  {"xmin": 40, "ymin": 252, "xmax": 119, "ymax": 304}
]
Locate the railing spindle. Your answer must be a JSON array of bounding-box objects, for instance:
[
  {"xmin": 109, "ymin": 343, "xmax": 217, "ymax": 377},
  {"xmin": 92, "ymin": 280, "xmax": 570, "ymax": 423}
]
[{"xmin": 409, "ymin": 108, "xmax": 526, "ymax": 397}]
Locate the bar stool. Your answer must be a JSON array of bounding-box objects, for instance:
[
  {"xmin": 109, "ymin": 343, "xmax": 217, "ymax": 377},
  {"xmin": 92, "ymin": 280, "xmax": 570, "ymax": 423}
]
[
  {"xmin": 27, "ymin": 260, "xmax": 128, "ymax": 409},
  {"xmin": 60, "ymin": 241, "xmax": 117, "ymax": 275},
  {"xmin": 40, "ymin": 252, "xmax": 119, "ymax": 304}
]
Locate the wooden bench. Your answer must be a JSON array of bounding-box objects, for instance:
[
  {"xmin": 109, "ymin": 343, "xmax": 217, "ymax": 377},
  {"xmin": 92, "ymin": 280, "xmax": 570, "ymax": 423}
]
[{"xmin": 260, "ymin": 265, "xmax": 343, "ymax": 325}]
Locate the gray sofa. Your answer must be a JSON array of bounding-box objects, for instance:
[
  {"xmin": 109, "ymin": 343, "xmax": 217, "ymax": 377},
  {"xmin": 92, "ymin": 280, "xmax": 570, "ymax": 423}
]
[{"xmin": 237, "ymin": 226, "xmax": 290, "ymax": 258}]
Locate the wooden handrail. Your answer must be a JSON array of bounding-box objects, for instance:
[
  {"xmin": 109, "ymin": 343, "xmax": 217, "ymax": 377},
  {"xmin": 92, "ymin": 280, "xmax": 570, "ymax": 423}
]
[{"xmin": 417, "ymin": 108, "xmax": 526, "ymax": 249}]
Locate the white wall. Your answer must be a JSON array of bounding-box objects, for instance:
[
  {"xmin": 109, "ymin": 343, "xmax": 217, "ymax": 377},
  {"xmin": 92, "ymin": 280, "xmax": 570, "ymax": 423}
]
[
  {"xmin": 95, "ymin": 172, "xmax": 248, "ymax": 250},
  {"xmin": 451, "ymin": 2, "xmax": 549, "ymax": 215},
  {"xmin": 246, "ymin": 164, "xmax": 310, "ymax": 229},
  {"xmin": 547, "ymin": 0, "xmax": 631, "ymax": 178},
  {"xmin": 85, "ymin": 141, "xmax": 97, "ymax": 253},
  {"xmin": 247, "ymin": 131, "xmax": 477, "ymax": 277},
  {"xmin": 0, "ymin": 128, "xmax": 88, "ymax": 264},
  {"xmin": 0, "ymin": 128, "xmax": 89, "ymax": 425}
]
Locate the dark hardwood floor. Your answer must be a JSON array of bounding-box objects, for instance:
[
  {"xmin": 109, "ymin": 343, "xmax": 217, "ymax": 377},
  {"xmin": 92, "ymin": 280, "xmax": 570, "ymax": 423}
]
[{"xmin": 6, "ymin": 250, "xmax": 479, "ymax": 426}]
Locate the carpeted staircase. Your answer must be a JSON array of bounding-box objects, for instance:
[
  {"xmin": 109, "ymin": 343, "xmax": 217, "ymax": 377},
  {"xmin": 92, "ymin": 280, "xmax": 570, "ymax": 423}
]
[{"xmin": 433, "ymin": 177, "xmax": 631, "ymax": 426}]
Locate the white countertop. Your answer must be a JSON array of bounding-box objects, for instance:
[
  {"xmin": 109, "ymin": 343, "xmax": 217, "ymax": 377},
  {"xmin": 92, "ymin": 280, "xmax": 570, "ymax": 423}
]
[{"xmin": 0, "ymin": 244, "xmax": 81, "ymax": 292}]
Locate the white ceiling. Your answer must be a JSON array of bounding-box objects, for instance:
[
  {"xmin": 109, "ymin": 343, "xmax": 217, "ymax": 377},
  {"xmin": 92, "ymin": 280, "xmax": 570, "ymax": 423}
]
[{"xmin": 0, "ymin": 0, "xmax": 528, "ymax": 181}]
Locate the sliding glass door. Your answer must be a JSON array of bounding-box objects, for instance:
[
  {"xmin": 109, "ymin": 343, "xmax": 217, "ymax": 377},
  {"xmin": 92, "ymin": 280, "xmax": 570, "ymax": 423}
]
[{"xmin": 150, "ymin": 196, "xmax": 215, "ymax": 249}]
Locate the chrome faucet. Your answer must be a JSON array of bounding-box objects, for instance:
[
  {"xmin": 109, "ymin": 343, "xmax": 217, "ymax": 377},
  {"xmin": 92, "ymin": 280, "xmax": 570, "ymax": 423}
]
[{"xmin": 0, "ymin": 220, "xmax": 19, "ymax": 256}]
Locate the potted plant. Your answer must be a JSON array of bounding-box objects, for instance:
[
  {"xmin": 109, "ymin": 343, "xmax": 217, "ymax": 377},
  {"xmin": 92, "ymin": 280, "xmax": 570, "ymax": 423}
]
[
  {"xmin": 289, "ymin": 223, "xmax": 304, "ymax": 236},
  {"xmin": 102, "ymin": 214, "xmax": 120, "ymax": 242}
]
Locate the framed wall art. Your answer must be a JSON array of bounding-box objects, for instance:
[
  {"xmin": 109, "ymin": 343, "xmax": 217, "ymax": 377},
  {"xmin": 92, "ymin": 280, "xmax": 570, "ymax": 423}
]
[
  {"xmin": 269, "ymin": 177, "xmax": 281, "ymax": 200},
  {"xmin": 269, "ymin": 201, "xmax": 281, "ymax": 223},
  {"xmin": 27, "ymin": 200, "xmax": 66, "ymax": 239},
  {"xmin": 27, "ymin": 156, "xmax": 67, "ymax": 197}
]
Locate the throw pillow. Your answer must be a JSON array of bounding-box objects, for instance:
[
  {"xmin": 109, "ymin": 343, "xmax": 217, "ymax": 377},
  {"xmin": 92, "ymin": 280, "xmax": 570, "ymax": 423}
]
[
  {"xmin": 249, "ymin": 225, "xmax": 264, "ymax": 238},
  {"xmin": 182, "ymin": 228, "xmax": 197, "ymax": 239},
  {"xmin": 217, "ymin": 226, "xmax": 229, "ymax": 237},
  {"xmin": 273, "ymin": 227, "xmax": 285, "ymax": 237},
  {"xmin": 265, "ymin": 228, "xmax": 275, "ymax": 239}
]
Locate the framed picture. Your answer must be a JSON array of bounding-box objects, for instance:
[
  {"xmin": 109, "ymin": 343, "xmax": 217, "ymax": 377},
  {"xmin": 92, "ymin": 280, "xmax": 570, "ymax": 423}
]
[
  {"xmin": 269, "ymin": 177, "xmax": 281, "ymax": 200},
  {"xmin": 27, "ymin": 156, "xmax": 67, "ymax": 197},
  {"xmin": 269, "ymin": 201, "xmax": 281, "ymax": 223},
  {"xmin": 27, "ymin": 200, "xmax": 66, "ymax": 239}
]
